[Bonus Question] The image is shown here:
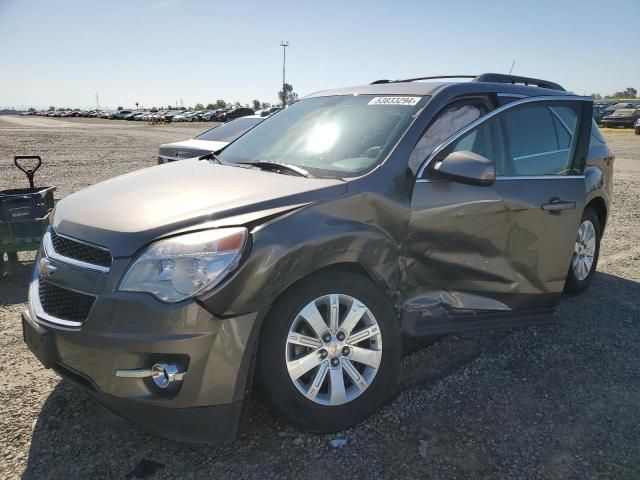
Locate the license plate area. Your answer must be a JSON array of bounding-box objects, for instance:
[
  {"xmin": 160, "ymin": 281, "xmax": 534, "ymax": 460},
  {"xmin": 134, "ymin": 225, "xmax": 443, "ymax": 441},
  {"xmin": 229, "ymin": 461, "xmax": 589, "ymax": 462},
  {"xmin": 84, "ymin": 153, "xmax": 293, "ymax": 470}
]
[{"xmin": 22, "ymin": 313, "xmax": 55, "ymax": 368}]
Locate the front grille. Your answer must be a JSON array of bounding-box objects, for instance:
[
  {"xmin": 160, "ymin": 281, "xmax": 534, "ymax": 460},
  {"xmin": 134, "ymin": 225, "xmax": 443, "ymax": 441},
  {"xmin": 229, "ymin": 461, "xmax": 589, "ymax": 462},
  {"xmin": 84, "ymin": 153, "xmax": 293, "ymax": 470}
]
[
  {"xmin": 38, "ymin": 281, "xmax": 95, "ymax": 322},
  {"xmin": 50, "ymin": 230, "xmax": 111, "ymax": 268}
]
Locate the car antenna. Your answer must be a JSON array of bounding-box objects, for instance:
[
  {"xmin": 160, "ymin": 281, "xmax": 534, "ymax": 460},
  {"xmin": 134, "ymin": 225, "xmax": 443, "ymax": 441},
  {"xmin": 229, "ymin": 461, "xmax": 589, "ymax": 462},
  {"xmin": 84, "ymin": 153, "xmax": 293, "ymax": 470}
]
[{"xmin": 508, "ymin": 58, "xmax": 516, "ymax": 78}]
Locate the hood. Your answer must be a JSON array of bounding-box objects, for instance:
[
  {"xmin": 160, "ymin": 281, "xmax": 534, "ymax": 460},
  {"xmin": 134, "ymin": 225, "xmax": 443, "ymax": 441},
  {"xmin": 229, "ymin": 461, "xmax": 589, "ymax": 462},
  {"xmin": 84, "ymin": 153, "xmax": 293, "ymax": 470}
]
[{"xmin": 53, "ymin": 159, "xmax": 346, "ymax": 257}]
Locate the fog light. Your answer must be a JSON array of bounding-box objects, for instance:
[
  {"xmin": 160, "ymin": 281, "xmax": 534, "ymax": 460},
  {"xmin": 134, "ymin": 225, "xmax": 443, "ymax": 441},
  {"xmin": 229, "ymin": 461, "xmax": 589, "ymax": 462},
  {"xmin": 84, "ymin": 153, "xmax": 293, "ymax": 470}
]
[
  {"xmin": 115, "ymin": 362, "xmax": 186, "ymax": 388},
  {"xmin": 151, "ymin": 363, "xmax": 182, "ymax": 389}
]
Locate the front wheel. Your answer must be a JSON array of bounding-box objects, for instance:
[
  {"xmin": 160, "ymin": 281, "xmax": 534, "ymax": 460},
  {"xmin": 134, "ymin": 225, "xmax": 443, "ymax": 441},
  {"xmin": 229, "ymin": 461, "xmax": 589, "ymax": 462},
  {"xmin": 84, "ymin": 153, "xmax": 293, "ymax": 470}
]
[
  {"xmin": 565, "ymin": 207, "xmax": 601, "ymax": 293},
  {"xmin": 257, "ymin": 271, "xmax": 401, "ymax": 433}
]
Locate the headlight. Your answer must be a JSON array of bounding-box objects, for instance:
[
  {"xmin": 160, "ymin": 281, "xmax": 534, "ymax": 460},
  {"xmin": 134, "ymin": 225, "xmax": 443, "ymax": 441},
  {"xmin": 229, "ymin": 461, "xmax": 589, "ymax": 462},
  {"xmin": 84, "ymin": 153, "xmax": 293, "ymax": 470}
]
[{"xmin": 119, "ymin": 227, "xmax": 247, "ymax": 303}]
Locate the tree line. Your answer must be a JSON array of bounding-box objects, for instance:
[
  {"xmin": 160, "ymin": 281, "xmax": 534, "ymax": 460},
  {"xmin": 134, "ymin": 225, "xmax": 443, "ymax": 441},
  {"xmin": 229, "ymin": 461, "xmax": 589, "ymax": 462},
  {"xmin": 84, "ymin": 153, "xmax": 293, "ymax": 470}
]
[{"xmin": 590, "ymin": 87, "xmax": 637, "ymax": 100}]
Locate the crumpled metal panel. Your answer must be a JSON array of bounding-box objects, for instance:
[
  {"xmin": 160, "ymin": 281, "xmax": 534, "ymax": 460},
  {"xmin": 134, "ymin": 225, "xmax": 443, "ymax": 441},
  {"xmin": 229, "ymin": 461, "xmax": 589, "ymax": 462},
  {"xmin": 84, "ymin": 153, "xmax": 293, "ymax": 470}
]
[
  {"xmin": 201, "ymin": 192, "xmax": 408, "ymax": 316},
  {"xmin": 402, "ymin": 176, "xmax": 585, "ymax": 317}
]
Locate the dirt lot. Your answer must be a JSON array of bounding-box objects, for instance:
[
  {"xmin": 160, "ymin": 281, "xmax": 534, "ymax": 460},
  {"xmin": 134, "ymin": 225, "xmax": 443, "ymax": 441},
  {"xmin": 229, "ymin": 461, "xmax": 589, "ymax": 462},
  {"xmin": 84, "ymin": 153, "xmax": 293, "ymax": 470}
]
[{"xmin": 0, "ymin": 116, "xmax": 639, "ymax": 479}]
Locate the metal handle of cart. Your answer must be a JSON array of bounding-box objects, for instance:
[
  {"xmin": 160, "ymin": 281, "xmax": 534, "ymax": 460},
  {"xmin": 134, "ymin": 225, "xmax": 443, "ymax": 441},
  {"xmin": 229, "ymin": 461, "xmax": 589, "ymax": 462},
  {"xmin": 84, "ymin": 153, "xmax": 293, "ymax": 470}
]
[
  {"xmin": 1, "ymin": 156, "xmax": 55, "ymax": 272},
  {"xmin": 14, "ymin": 155, "xmax": 42, "ymax": 189}
]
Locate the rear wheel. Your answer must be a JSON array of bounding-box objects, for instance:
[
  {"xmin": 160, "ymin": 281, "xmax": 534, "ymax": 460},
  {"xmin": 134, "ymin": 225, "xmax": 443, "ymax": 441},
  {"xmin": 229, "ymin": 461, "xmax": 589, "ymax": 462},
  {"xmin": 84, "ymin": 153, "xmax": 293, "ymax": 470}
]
[
  {"xmin": 257, "ymin": 271, "xmax": 400, "ymax": 433},
  {"xmin": 565, "ymin": 207, "xmax": 601, "ymax": 293}
]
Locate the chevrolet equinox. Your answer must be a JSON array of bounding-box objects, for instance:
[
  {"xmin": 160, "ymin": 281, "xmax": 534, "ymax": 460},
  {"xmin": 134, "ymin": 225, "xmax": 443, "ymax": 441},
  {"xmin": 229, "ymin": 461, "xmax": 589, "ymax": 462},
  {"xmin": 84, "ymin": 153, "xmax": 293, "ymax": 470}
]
[{"xmin": 22, "ymin": 73, "xmax": 613, "ymax": 443}]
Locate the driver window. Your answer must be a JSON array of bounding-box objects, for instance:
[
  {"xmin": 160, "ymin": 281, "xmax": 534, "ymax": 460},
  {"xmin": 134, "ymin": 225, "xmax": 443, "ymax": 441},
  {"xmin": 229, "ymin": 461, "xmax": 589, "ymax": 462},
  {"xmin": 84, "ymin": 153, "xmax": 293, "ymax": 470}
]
[
  {"xmin": 408, "ymin": 102, "xmax": 485, "ymax": 172},
  {"xmin": 448, "ymin": 119, "xmax": 503, "ymax": 170},
  {"xmin": 443, "ymin": 102, "xmax": 579, "ymax": 177}
]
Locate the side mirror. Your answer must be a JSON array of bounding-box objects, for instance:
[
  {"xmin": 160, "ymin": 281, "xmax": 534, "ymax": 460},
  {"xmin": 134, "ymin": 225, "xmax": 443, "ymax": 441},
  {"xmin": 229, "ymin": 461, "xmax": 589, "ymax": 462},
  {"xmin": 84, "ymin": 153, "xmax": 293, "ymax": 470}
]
[{"xmin": 432, "ymin": 150, "xmax": 495, "ymax": 186}]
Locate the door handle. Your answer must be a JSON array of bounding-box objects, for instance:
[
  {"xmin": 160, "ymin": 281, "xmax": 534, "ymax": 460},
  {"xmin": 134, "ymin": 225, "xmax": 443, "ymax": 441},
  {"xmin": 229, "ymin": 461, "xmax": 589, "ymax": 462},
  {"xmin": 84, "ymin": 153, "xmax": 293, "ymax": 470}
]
[{"xmin": 541, "ymin": 199, "xmax": 576, "ymax": 212}]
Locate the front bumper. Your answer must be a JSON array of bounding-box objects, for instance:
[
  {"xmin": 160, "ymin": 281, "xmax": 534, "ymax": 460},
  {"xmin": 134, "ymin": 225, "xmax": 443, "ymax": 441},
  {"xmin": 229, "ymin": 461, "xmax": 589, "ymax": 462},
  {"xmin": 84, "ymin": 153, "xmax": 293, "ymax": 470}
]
[{"xmin": 22, "ymin": 290, "xmax": 265, "ymax": 443}]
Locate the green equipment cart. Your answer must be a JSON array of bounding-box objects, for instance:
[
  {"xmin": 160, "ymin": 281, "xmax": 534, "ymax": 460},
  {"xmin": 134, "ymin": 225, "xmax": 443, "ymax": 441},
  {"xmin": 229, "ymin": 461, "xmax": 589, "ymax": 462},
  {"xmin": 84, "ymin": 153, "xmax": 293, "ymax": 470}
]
[{"xmin": 0, "ymin": 156, "xmax": 55, "ymax": 273}]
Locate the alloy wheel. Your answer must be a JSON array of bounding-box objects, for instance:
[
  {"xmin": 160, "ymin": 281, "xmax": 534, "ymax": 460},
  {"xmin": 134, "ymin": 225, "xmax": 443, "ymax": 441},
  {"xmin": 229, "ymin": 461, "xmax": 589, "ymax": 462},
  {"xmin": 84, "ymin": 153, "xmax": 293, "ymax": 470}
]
[
  {"xmin": 572, "ymin": 219, "xmax": 597, "ymax": 281},
  {"xmin": 285, "ymin": 294, "xmax": 382, "ymax": 406}
]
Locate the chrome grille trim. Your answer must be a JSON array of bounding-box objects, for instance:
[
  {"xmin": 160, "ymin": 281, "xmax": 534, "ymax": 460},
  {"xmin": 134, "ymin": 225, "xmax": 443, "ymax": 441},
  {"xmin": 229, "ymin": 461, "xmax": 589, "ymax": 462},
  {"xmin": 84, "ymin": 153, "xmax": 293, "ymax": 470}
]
[
  {"xmin": 43, "ymin": 229, "xmax": 111, "ymax": 273},
  {"xmin": 28, "ymin": 262, "xmax": 94, "ymax": 329},
  {"xmin": 38, "ymin": 281, "xmax": 95, "ymax": 322}
]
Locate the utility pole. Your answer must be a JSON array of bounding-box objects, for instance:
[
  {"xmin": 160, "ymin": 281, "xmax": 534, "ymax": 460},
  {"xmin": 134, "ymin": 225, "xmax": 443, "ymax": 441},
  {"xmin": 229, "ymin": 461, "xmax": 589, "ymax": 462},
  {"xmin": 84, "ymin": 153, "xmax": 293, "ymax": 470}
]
[
  {"xmin": 280, "ymin": 41, "xmax": 290, "ymax": 106},
  {"xmin": 95, "ymin": 93, "xmax": 100, "ymax": 110}
]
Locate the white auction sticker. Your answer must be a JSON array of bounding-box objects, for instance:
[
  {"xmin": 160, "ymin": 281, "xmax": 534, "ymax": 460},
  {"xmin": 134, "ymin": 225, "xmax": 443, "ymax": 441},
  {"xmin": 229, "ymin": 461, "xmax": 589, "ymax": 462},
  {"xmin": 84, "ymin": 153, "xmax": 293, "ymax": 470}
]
[{"xmin": 368, "ymin": 96, "xmax": 422, "ymax": 106}]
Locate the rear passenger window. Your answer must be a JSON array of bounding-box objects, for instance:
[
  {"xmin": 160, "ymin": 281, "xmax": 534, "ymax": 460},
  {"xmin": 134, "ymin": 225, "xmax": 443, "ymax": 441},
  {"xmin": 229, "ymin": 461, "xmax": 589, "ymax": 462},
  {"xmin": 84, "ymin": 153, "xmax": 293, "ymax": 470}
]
[{"xmin": 501, "ymin": 104, "xmax": 578, "ymax": 176}]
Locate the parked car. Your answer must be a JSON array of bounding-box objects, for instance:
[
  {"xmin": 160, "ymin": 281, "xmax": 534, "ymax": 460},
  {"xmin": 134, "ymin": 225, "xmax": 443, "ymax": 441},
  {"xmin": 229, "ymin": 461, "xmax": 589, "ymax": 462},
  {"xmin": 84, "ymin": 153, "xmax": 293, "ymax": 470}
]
[
  {"xmin": 600, "ymin": 108, "xmax": 640, "ymax": 128},
  {"xmin": 592, "ymin": 105, "xmax": 606, "ymax": 124},
  {"xmin": 211, "ymin": 108, "xmax": 232, "ymax": 121},
  {"xmin": 635, "ymin": 117, "xmax": 640, "ymax": 135},
  {"xmin": 219, "ymin": 107, "xmax": 254, "ymax": 122},
  {"xmin": 171, "ymin": 111, "xmax": 192, "ymax": 122},
  {"xmin": 109, "ymin": 110, "xmax": 133, "ymax": 119},
  {"xmin": 22, "ymin": 73, "xmax": 612, "ymax": 443},
  {"xmin": 255, "ymin": 106, "xmax": 282, "ymax": 117},
  {"xmin": 201, "ymin": 110, "xmax": 216, "ymax": 121},
  {"xmin": 604, "ymin": 102, "xmax": 636, "ymax": 115},
  {"xmin": 161, "ymin": 110, "xmax": 183, "ymax": 122},
  {"xmin": 186, "ymin": 111, "xmax": 205, "ymax": 122},
  {"xmin": 157, "ymin": 115, "xmax": 265, "ymax": 163}
]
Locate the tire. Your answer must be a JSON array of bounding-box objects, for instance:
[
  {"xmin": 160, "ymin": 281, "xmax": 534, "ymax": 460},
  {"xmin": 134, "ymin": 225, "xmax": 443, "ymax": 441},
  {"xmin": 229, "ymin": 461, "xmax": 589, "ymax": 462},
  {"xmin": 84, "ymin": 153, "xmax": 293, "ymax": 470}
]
[
  {"xmin": 635, "ymin": 127, "xmax": 640, "ymax": 135},
  {"xmin": 257, "ymin": 270, "xmax": 401, "ymax": 433},
  {"xmin": 564, "ymin": 207, "xmax": 601, "ymax": 293}
]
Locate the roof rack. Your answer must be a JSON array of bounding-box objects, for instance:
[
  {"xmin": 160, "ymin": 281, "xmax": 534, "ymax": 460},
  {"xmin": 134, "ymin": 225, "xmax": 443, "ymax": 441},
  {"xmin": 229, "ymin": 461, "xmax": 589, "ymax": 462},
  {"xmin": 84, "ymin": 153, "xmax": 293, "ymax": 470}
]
[
  {"xmin": 473, "ymin": 73, "xmax": 565, "ymax": 92},
  {"xmin": 370, "ymin": 73, "xmax": 565, "ymax": 92},
  {"xmin": 371, "ymin": 75, "xmax": 476, "ymax": 85}
]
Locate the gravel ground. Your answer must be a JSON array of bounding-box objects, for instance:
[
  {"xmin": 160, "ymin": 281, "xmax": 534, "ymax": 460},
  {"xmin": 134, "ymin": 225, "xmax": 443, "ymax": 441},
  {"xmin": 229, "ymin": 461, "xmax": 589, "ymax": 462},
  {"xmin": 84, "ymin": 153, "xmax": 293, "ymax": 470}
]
[{"xmin": 0, "ymin": 117, "xmax": 638, "ymax": 479}]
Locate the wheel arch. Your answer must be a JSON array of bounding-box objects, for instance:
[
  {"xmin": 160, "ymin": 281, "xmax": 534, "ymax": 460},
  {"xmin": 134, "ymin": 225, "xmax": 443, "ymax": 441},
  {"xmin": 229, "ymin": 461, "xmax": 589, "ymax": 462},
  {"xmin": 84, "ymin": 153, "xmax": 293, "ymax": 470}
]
[
  {"xmin": 268, "ymin": 261, "xmax": 399, "ymax": 313},
  {"xmin": 586, "ymin": 196, "xmax": 607, "ymax": 233}
]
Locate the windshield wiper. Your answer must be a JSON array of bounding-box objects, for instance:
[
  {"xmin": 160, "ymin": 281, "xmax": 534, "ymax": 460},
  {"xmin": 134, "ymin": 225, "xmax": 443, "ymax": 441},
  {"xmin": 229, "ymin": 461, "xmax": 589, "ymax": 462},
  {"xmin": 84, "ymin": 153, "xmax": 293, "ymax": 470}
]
[
  {"xmin": 200, "ymin": 151, "xmax": 228, "ymax": 165},
  {"xmin": 240, "ymin": 160, "xmax": 311, "ymax": 178}
]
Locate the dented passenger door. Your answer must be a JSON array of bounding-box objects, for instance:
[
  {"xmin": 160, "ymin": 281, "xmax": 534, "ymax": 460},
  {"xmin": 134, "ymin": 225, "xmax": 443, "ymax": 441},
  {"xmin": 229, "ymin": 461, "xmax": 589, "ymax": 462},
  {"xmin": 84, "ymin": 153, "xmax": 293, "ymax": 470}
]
[{"xmin": 403, "ymin": 96, "xmax": 591, "ymax": 319}]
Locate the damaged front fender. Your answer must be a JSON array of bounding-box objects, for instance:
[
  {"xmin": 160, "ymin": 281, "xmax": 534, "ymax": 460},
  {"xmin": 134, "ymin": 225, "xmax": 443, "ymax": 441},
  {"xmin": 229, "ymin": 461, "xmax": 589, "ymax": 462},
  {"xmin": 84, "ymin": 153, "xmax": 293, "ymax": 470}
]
[{"xmin": 200, "ymin": 192, "xmax": 409, "ymax": 317}]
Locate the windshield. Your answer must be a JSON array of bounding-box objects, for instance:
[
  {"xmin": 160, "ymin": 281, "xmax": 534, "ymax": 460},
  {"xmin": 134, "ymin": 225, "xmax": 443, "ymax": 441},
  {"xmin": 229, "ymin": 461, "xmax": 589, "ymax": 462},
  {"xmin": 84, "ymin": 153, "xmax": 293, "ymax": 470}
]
[
  {"xmin": 196, "ymin": 117, "xmax": 263, "ymax": 142},
  {"xmin": 218, "ymin": 95, "xmax": 427, "ymax": 178}
]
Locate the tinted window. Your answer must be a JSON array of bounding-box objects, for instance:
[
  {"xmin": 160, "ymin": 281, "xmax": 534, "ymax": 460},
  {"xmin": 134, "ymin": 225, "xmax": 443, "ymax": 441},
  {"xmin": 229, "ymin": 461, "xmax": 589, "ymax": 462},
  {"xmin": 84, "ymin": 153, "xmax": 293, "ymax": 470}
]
[
  {"xmin": 502, "ymin": 104, "xmax": 578, "ymax": 176},
  {"xmin": 450, "ymin": 120, "xmax": 501, "ymax": 164},
  {"xmin": 409, "ymin": 103, "xmax": 484, "ymax": 172},
  {"xmin": 504, "ymin": 106, "xmax": 557, "ymax": 159},
  {"xmin": 550, "ymin": 106, "xmax": 578, "ymax": 149},
  {"xmin": 195, "ymin": 117, "xmax": 263, "ymax": 142},
  {"xmin": 442, "ymin": 102, "xmax": 580, "ymax": 177}
]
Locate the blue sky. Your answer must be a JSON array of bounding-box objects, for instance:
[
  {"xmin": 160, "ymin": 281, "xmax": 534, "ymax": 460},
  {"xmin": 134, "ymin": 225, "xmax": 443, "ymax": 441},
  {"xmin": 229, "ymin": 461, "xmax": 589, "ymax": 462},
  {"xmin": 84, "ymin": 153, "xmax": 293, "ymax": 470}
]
[{"xmin": 1, "ymin": 0, "xmax": 638, "ymax": 110}]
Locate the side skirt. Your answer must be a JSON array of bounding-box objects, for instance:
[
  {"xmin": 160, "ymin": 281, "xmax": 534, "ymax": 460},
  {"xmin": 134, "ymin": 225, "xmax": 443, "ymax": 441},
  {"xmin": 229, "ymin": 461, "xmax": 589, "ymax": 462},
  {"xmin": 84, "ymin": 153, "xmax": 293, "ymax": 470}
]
[{"xmin": 400, "ymin": 308, "xmax": 556, "ymax": 336}]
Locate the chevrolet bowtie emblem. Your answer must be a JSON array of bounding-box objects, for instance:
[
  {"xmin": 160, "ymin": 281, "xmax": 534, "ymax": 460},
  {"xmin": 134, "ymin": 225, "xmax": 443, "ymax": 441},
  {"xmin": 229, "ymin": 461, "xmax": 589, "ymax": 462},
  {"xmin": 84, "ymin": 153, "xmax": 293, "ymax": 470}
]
[{"xmin": 38, "ymin": 257, "xmax": 57, "ymax": 278}]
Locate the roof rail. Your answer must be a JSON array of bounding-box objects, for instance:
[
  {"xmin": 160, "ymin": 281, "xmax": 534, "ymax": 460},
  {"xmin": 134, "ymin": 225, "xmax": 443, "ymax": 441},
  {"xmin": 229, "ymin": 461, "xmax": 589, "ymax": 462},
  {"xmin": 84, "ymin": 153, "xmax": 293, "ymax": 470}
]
[
  {"xmin": 371, "ymin": 75, "xmax": 475, "ymax": 85},
  {"xmin": 473, "ymin": 73, "xmax": 565, "ymax": 92},
  {"xmin": 370, "ymin": 73, "xmax": 565, "ymax": 91}
]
